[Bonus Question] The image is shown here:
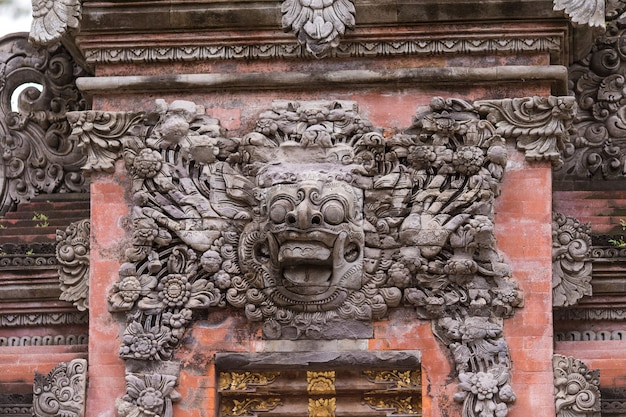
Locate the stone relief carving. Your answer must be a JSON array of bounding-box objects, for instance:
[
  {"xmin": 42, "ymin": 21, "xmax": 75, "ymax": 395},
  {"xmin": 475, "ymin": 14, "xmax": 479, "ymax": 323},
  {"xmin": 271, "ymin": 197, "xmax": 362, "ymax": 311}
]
[
  {"xmin": 32, "ymin": 358, "xmax": 87, "ymax": 417},
  {"xmin": 281, "ymin": 0, "xmax": 355, "ymax": 57},
  {"xmin": 552, "ymin": 212, "xmax": 592, "ymax": 307},
  {"xmin": 553, "ymin": 355, "xmax": 601, "ymax": 417},
  {"xmin": 0, "ymin": 311, "xmax": 88, "ymax": 327},
  {"xmin": 0, "ymin": 333, "xmax": 87, "ymax": 346},
  {"xmin": 116, "ymin": 364, "xmax": 182, "ymax": 417},
  {"xmin": 29, "ymin": 0, "xmax": 82, "ymax": 46},
  {"xmin": 556, "ymin": 16, "xmax": 626, "ymax": 181},
  {"xmin": 67, "ymin": 96, "xmax": 574, "ymax": 417},
  {"xmin": 0, "ymin": 34, "xmax": 89, "ymax": 215},
  {"xmin": 553, "ymin": 0, "xmax": 605, "ymax": 28},
  {"xmin": 56, "ymin": 219, "xmax": 90, "ymax": 311}
]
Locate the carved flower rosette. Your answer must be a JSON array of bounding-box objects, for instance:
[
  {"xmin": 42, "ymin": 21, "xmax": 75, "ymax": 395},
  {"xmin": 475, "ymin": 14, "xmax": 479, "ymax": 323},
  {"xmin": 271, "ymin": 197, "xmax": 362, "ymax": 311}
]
[{"xmin": 76, "ymin": 97, "xmax": 534, "ymax": 417}]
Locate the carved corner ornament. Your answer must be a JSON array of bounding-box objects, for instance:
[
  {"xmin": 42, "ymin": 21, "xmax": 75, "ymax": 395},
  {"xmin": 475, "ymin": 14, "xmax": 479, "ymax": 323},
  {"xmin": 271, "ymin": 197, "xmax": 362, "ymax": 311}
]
[
  {"xmin": 56, "ymin": 219, "xmax": 90, "ymax": 311},
  {"xmin": 552, "ymin": 212, "xmax": 592, "ymax": 308},
  {"xmin": 556, "ymin": 16, "xmax": 626, "ymax": 181},
  {"xmin": 33, "ymin": 358, "xmax": 87, "ymax": 417},
  {"xmin": 66, "ymin": 95, "xmax": 574, "ymax": 417},
  {"xmin": 553, "ymin": 355, "xmax": 601, "ymax": 417},
  {"xmin": 29, "ymin": 0, "xmax": 82, "ymax": 46},
  {"xmin": 0, "ymin": 34, "xmax": 89, "ymax": 215},
  {"xmin": 553, "ymin": 0, "xmax": 605, "ymax": 29},
  {"xmin": 281, "ymin": 0, "xmax": 355, "ymax": 57}
]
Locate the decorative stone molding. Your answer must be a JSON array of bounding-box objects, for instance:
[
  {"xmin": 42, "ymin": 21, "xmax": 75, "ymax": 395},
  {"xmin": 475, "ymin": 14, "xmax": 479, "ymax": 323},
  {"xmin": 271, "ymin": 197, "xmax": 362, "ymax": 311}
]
[
  {"xmin": 475, "ymin": 96, "xmax": 577, "ymax": 168},
  {"xmin": 0, "ymin": 334, "xmax": 88, "ymax": 346},
  {"xmin": 68, "ymin": 96, "xmax": 572, "ymax": 417},
  {"xmin": 552, "ymin": 212, "xmax": 593, "ymax": 307},
  {"xmin": 281, "ymin": 0, "xmax": 355, "ymax": 57},
  {"xmin": 555, "ymin": 330, "xmax": 626, "ymax": 341},
  {"xmin": 0, "ymin": 312, "xmax": 88, "ymax": 327},
  {"xmin": 81, "ymin": 35, "xmax": 563, "ymax": 65},
  {"xmin": 555, "ymin": 308, "xmax": 626, "ymax": 320},
  {"xmin": 0, "ymin": 393, "xmax": 32, "ymax": 417},
  {"xmin": 56, "ymin": 219, "xmax": 90, "ymax": 311},
  {"xmin": 33, "ymin": 358, "xmax": 87, "ymax": 417},
  {"xmin": 556, "ymin": 17, "xmax": 626, "ymax": 181},
  {"xmin": 553, "ymin": 355, "xmax": 601, "ymax": 417},
  {"xmin": 0, "ymin": 34, "xmax": 89, "ymax": 215},
  {"xmin": 29, "ymin": 0, "xmax": 82, "ymax": 46}
]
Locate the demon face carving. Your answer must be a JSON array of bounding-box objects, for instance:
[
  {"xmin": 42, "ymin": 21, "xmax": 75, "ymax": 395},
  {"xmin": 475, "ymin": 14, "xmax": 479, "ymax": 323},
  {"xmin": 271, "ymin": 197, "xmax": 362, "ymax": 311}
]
[{"xmin": 242, "ymin": 173, "xmax": 364, "ymax": 311}]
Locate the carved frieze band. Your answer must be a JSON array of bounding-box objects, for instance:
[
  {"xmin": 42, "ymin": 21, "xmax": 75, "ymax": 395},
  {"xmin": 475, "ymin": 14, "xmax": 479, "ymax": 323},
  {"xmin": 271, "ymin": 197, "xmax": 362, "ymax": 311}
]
[
  {"xmin": 552, "ymin": 212, "xmax": 592, "ymax": 307},
  {"xmin": 0, "ymin": 312, "xmax": 88, "ymax": 327},
  {"xmin": 0, "ymin": 334, "xmax": 88, "ymax": 346},
  {"xmin": 81, "ymin": 36, "xmax": 562, "ymax": 65},
  {"xmin": 0, "ymin": 34, "xmax": 89, "ymax": 215},
  {"xmin": 33, "ymin": 359, "xmax": 87, "ymax": 417},
  {"xmin": 56, "ymin": 219, "xmax": 91, "ymax": 311},
  {"xmin": 553, "ymin": 355, "xmax": 601, "ymax": 417}
]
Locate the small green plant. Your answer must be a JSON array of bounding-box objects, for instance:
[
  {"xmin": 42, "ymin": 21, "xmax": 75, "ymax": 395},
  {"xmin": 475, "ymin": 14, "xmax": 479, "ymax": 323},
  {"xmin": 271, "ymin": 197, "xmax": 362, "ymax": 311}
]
[
  {"xmin": 25, "ymin": 249, "xmax": 34, "ymax": 255},
  {"xmin": 32, "ymin": 212, "xmax": 49, "ymax": 228},
  {"xmin": 608, "ymin": 219, "xmax": 626, "ymax": 248}
]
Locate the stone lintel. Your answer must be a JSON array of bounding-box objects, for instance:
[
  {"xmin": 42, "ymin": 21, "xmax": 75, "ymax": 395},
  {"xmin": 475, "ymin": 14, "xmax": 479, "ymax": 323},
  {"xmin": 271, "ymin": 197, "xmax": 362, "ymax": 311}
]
[
  {"xmin": 76, "ymin": 65, "xmax": 568, "ymax": 96},
  {"xmin": 215, "ymin": 350, "xmax": 422, "ymax": 371}
]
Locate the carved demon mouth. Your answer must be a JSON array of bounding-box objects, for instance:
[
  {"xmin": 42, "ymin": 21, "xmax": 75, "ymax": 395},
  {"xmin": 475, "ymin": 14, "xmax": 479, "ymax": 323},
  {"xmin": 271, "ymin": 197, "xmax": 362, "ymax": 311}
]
[{"xmin": 267, "ymin": 229, "xmax": 362, "ymax": 309}]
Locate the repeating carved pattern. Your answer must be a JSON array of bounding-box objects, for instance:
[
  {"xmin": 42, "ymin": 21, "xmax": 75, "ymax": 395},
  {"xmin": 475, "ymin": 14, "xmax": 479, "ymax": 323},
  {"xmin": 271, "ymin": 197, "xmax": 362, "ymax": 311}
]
[
  {"xmin": 552, "ymin": 212, "xmax": 592, "ymax": 307},
  {"xmin": 553, "ymin": 355, "xmax": 601, "ymax": 417},
  {"xmin": 29, "ymin": 0, "xmax": 82, "ymax": 46},
  {"xmin": 33, "ymin": 359, "xmax": 87, "ymax": 417},
  {"xmin": 219, "ymin": 372, "xmax": 281, "ymax": 391},
  {"xmin": 0, "ymin": 311, "xmax": 88, "ymax": 327},
  {"xmin": 56, "ymin": 219, "xmax": 90, "ymax": 311},
  {"xmin": 0, "ymin": 34, "xmax": 89, "ymax": 215},
  {"xmin": 281, "ymin": 0, "xmax": 355, "ymax": 57},
  {"xmin": 0, "ymin": 333, "xmax": 88, "ymax": 346},
  {"xmin": 81, "ymin": 36, "xmax": 562, "ymax": 65},
  {"xmin": 556, "ymin": 17, "xmax": 626, "ymax": 180},
  {"xmin": 67, "ymin": 96, "xmax": 573, "ymax": 417},
  {"xmin": 555, "ymin": 308, "xmax": 626, "ymax": 320},
  {"xmin": 555, "ymin": 330, "xmax": 626, "ymax": 341}
]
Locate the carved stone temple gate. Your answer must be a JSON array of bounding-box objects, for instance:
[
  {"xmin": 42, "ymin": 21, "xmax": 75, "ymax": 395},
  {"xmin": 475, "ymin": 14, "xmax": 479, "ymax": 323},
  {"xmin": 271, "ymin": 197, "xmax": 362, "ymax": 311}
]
[{"xmin": 3, "ymin": 1, "xmax": 621, "ymax": 417}]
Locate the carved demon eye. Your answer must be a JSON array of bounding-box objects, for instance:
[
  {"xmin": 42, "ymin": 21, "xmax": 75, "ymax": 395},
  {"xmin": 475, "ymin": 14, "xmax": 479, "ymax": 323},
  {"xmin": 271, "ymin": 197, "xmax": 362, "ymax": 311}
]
[
  {"xmin": 269, "ymin": 198, "xmax": 293, "ymax": 224},
  {"xmin": 321, "ymin": 200, "xmax": 345, "ymax": 225}
]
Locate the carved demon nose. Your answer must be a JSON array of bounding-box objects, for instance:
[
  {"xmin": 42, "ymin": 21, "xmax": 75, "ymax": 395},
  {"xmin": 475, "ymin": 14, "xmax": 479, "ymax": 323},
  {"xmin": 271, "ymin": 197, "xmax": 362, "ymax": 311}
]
[{"xmin": 285, "ymin": 201, "xmax": 323, "ymax": 229}]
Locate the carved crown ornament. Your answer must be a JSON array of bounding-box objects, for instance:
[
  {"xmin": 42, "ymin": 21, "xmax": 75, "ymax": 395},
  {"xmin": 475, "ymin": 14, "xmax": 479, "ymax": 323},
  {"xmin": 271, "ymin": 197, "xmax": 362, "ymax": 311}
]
[
  {"xmin": 0, "ymin": 33, "xmax": 89, "ymax": 215},
  {"xmin": 67, "ymin": 95, "xmax": 575, "ymax": 417}
]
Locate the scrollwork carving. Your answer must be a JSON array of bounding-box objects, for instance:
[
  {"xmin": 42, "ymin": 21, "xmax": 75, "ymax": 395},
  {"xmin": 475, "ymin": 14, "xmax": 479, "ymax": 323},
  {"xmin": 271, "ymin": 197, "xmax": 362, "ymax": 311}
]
[
  {"xmin": 29, "ymin": 0, "xmax": 82, "ymax": 46},
  {"xmin": 553, "ymin": 355, "xmax": 601, "ymax": 417},
  {"xmin": 552, "ymin": 212, "xmax": 592, "ymax": 307},
  {"xmin": 0, "ymin": 34, "xmax": 89, "ymax": 215},
  {"xmin": 33, "ymin": 359, "xmax": 87, "ymax": 417},
  {"xmin": 476, "ymin": 96, "xmax": 577, "ymax": 168},
  {"xmin": 281, "ymin": 0, "xmax": 355, "ymax": 58},
  {"xmin": 56, "ymin": 219, "xmax": 90, "ymax": 311}
]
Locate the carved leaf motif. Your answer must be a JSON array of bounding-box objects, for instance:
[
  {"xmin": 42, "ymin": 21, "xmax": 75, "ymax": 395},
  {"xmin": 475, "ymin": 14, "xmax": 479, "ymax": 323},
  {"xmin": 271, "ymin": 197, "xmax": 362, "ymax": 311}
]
[
  {"xmin": 553, "ymin": 355, "xmax": 601, "ymax": 417},
  {"xmin": 33, "ymin": 359, "xmax": 87, "ymax": 417},
  {"xmin": 30, "ymin": 0, "xmax": 82, "ymax": 46},
  {"xmin": 553, "ymin": 0, "xmax": 605, "ymax": 28},
  {"xmin": 552, "ymin": 212, "xmax": 593, "ymax": 307},
  {"xmin": 281, "ymin": 0, "xmax": 356, "ymax": 57},
  {"xmin": 56, "ymin": 219, "xmax": 90, "ymax": 311}
]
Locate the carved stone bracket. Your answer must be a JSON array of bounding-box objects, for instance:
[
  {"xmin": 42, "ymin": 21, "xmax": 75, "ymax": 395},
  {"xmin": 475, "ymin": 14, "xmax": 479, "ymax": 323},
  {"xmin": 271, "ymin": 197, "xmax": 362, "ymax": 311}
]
[
  {"xmin": 29, "ymin": 0, "xmax": 82, "ymax": 46},
  {"xmin": 553, "ymin": 355, "xmax": 601, "ymax": 417},
  {"xmin": 552, "ymin": 212, "xmax": 593, "ymax": 307},
  {"xmin": 475, "ymin": 96, "xmax": 577, "ymax": 168},
  {"xmin": 281, "ymin": 0, "xmax": 355, "ymax": 58},
  {"xmin": 33, "ymin": 358, "xmax": 87, "ymax": 417},
  {"xmin": 66, "ymin": 96, "xmax": 574, "ymax": 417},
  {"xmin": 56, "ymin": 219, "xmax": 90, "ymax": 311},
  {"xmin": 0, "ymin": 34, "xmax": 89, "ymax": 215}
]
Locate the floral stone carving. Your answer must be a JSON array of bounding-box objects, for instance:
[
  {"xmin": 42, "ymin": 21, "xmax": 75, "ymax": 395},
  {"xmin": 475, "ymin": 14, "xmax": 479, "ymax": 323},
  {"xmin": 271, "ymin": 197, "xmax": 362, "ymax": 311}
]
[
  {"xmin": 30, "ymin": 0, "xmax": 82, "ymax": 46},
  {"xmin": 553, "ymin": 355, "xmax": 601, "ymax": 417},
  {"xmin": 33, "ymin": 358, "xmax": 87, "ymax": 417},
  {"xmin": 552, "ymin": 213, "xmax": 592, "ymax": 308},
  {"xmin": 68, "ymin": 96, "xmax": 575, "ymax": 417},
  {"xmin": 0, "ymin": 34, "xmax": 89, "ymax": 215},
  {"xmin": 56, "ymin": 219, "xmax": 90, "ymax": 311},
  {"xmin": 281, "ymin": 0, "xmax": 355, "ymax": 57}
]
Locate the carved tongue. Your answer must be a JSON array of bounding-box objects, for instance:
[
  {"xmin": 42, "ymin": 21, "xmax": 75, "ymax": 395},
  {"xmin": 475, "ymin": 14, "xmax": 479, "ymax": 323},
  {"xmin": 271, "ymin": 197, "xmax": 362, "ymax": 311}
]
[{"xmin": 283, "ymin": 265, "xmax": 332, "ymax": 288}]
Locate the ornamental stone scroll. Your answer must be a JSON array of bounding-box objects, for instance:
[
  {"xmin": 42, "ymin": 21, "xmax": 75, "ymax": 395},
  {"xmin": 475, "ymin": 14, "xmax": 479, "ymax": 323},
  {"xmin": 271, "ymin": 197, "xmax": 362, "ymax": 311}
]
[{"xmin": 68, "ymin": 96, "xmax": 574, "ymax": 417}]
